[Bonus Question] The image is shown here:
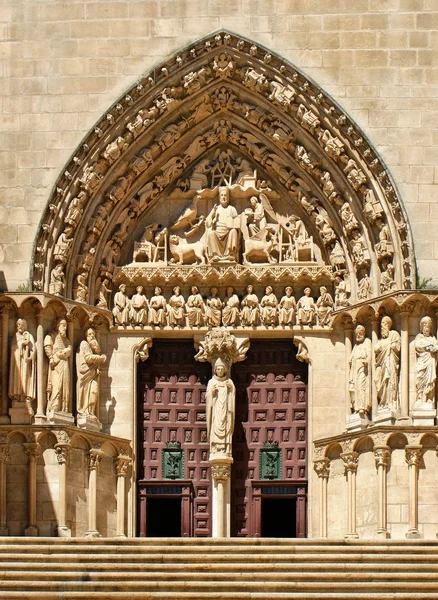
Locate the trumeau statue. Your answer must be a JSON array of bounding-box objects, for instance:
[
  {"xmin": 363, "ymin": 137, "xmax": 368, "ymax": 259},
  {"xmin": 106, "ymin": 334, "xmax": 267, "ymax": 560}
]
[
  {"xmin": 76, "ymin": 328, "xmax": 107, "ymax": 420},
  {"xmin": 374, "ymin": 316, "xmax": 401, "ymax": 412},
  {"xmin": 414, "ymin": 316, "xmax": 438, "ymax": 406},
  {"xmin": 9, "ymin": 319, "xmax": 37, "ymax": 413},
  {"xmin": 206, "ymin": 357, "xmax": 236, "ymax": 457},
  {"xmin": 349, "ymin": 325, "xmax": 372, "ymax": 416},
  {"xmin": 44, "ymin": 318, "xmax": 72, "ymax": 418}
]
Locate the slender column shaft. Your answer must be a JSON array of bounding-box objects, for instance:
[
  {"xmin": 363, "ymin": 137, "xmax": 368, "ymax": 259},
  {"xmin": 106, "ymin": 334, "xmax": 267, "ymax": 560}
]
[
  {"xmin": 1, "ymin": 311, "xmax": 9, "ymax": 421},
  {"xmin": 24, "ymin": 443, "xmax": 41, "ymax": 536},
  {"xmin": 115, "ymin": 456, "xmax": 131, "ymax": 538},
  {"xmin": 55, "ymin": 444, "xmax": 71, "ymax": 537},
  {"xmin": 371, "ymin": 319, "xmax": 379, "ymax": 419},
  {"xmin": 374, "ymin": 446, "xmax": 391, "ymax": 537},
  {"xmin": 210, "ymin": 460, "xmax": 232, "ymax": 538},
  {"xmin": 344, "ymin": 326, "xmax": 353, "ymax": 419},
  {"xmin": 341, "ymin": 451, "xmax": 359, "ymax": 539},
  {"xmin": 67, "ymin": 320, "xmax": 74, "ymax": 414},
  {"xmin": 35, "ymin": 313, "xmax": 45, "ymax": 419},
  {"xmin": 313, "ymin": 458, "xmax": 330, "ymax": 538},
  {"xmin": 405, "ymin": 445, "xmax": 422, "ymax": 538},
  {"xmin": 86, "ymin": 449, "xmax": 103, "ymax": 538},
  {"xmin": 0, "ymin": 445, "xmax": 10, "ymax": 535},
  {"xmin": 400, "ymin": 311, "xmax": 409, "ymax": 417}
]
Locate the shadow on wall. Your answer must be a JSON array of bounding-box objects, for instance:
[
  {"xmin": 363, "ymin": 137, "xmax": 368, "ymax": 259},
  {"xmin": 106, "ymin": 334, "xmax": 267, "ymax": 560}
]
[{"xmin": 0, "ymin": 272, "xmax": 7, "ymax": 292}]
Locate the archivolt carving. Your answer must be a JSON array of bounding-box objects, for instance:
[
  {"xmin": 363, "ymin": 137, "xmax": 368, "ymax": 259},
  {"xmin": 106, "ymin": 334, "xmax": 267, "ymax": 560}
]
[{"xmin": 32, "ymin": 31, "xmax": 415, "ymax": 309}]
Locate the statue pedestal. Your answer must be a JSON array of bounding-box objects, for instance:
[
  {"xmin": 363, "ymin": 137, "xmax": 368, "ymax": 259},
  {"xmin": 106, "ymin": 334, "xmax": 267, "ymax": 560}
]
[
  {"xmin": 209, "ymin": 454, "xmax": 233, "ymax": 538},
  {"xmin": 77, "ymin": 414, "xmax": 102, "ymax": 432},
  {"xmin": 373, "ymin": 407, "xmax": 398, "ymax": 426},
  {"xmin": 346, "ymin": 413, "xmax": 370, "ymax": 432},
  {"xmin": 47, "ymin": 411, "xmax": 75, "ymax": 426},
  {"xmin": 9, "ymin": 405, "xmax": 32, "ymax": 425},
  {"xmin": 410, "ymin": 405, "xmax": 436, "ymax": 427}
]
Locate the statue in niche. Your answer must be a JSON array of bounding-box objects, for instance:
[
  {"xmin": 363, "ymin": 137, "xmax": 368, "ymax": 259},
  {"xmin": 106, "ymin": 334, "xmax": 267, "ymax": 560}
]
[
  {"xmin": 167, "ymin": 286, "xmax": 186, "ymax": 328},
  {"xmin": 374, "ymin": 316, "xmax": 401, "ymax": 412},
  {"xmin": 44, "ymin": 318, "xmax": 72, "ymax": 417},
  {"xmin": 65, "ymin": 192, "xmax": 87, "ymax": 228},
  {"xmin": 380, "ymin": 263, "xmax": 396, "ymax": 293},
  {"xmin": 279, "ymin": 286, "xmax": 296, "ymax": 327},
  {"xmin": 261, "ymin": 286, "xmax": 278, "ymax": 327},
  {"xmin": 375, "ymin": 220, "xmax": 394, "ymax": 261},
  {"xmin": 334, "ymin": 275, "xmax": 350, "ymax": 309},
  {"xmin": 96, "ymin": 278, "xmax": 111, "ymax": 310},
  {"xmin": 329, "ymin": 240, "xmax": 346, "ymax": 273},
  {"xmin": 349, "ymin": 325, "xmax": 372, "ymax": 417},
  {"xmin": 297, "ymin": 288, "xmax": 316, "ymax": 326},
  {"xmin": 246, "ymin": 196, "xmax": 267, "ymax": 236},
  {"xmin": 313, "ymin": 211, "xmax": 336, "ymax": 246},
  {"xmin": 49, "ymin": 264, "xmax": 65, "ymax": 296},
  {"xmin": 222, "ymin": 286, "xmax": 240, "ymax": 327},
  {"xmin": 339, "ymin": 202, "xmax": 359, "ymax": 234},
  {"xmin": 149, "ymin": 287, "xmax": 167, "ymax": 327},
  {"xmin": 205, "ymin": 287, "xmax": 222, "ymax": 328},
  {"xmin": 186, "ymin": 286, "xmax": 205, "ymax": 328},
  {"xmin": 206, "ymin": 187, "xmax": 240, "ymax": 262},
  {"xmin": 112, "ymin": 283, "xmax": 130, "ymax": 325},
  {"xmin": 240, "ymin": 285, "xmax": 260, "ymax": 327},
  {"xmin": 358, "ymin": 269, "xmax": 372, "ymax": 300},
  {"xmin": 76, "ymin": 328, "xmax": 106, "ymax": 419},
  {"xmin": 316, "ymin": 286, "xmax": 334, "ymax": 326},
  {"xmin": 206, "ymin": 357, "xmax": 235, "ymax": 457},
  {"xmin": 414, "ymin": 316, "xmax": 438, "ymax": 406},
  {"xmin": 53, "ymin": 227, "xmax": 74, "ymax": 263},
  {"xmin": 9, "ymin": 318, "xmax": 37, "ymax": 414},
  {"xmin": 350, "ymin": 230, "xmax": 370, "ymax": 269},
  {"xmin": 102, "ymin": 241, "xmax": 121, "ymax": 274},
  {"xmin": 75, "ymin": 271, "xmax": 89, "ymax": 304},
  {"xmin": 130, "ymin": 285, "xmax": 149, "ymax": 326},
  {"xmin": 363, "ymin": 188, "xmax": 384, "ymax": 223}
]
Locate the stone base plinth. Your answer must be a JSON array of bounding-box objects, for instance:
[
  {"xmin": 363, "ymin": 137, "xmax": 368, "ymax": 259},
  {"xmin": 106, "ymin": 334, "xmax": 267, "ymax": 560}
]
[
  {"xmin": 57, "ymin": 526, "xmax": 71, "ymax": 538},
  {"xmin": 9, "ymin": 406, "xmax": 32, "ymax": 425},
  {"xmin": 24, "ymin": 525, "xmax": 38, "ymax": 536},
  {"xmin": 373, "ymin": 407, "xmax": 398, "ymax": 426},
  {"xmin": 376, "ymin": 529, "xmax": 391, "ymax": 539},
  {"xmin": 77, "ymin": 414, "xmax": 102, "ymax": 432},
  {"xmin": 344, "ymin": 533, "xmax": 359, "ymax": 539},
  {"xmin": 85, "ymin": 529, "xmax": 100, "ymax": 539},
  {"xmin": 47, "ymin": 412, "xmax": 75, "ymax": 426},
  {"xmin": 410, "ymin": 406, "xmax": 436, "ymax": 426},
  {"xmin": 33, "ymin": 413, "xmax": 47, "ymax": 425},
  {"xmin": 406, "ymin": 529, "xmax": 422, "ymax": 539},
  {"xmin": 346, "ymin": 413, "xmax": 371, "ymax": 432}
]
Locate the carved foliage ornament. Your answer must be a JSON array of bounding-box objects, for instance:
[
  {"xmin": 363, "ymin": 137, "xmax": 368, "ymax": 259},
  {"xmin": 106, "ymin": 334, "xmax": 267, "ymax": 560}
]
[{"xmin": 195, "ymin": 327, "xmax": 249, "ymax": 364}]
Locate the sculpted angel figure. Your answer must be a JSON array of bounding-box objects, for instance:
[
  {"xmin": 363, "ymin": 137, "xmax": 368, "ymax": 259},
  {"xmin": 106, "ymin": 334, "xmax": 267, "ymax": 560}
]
[
  {"xmin": 349, "ymin": 325, "xmax": 372, "ymax": 416},
  {"xmin": 222, "ymin": 286, "xmax": 240, "ymax": 327},
  {"xmin": 261, "ymin": 286, "xmax": 278, "ymax": 327},
  {"xmin": 279, "ymin": 286, "xmax": 296, "ymax": 327},
  {"xmin": 130, "ymin": 285, "xmax": 149, "ymax": 326},
  {"xmin": 374, "ymin": 316, "xmax": 401, "ymax": 411},
  {"xmin": 186, "ymin": 286, "xmax": 205, "ymax": 328},
  {"xmin": 167, "ymin": 286, "xmax": 186, "ymax": 328},
  {"xmin": 44, "ymin": 318, "xmax": 72, "ymax": 417},
  {"xmin": 9, "ymin": 318, "xmax": 37, "ymax": 414},
  {"xmin": 205, "ymin": 287, "xmax": 222, "ymax": 328},
  {"xmin": 76, "ymin": 328, "xmax": 106, "ymax": 418},
  {"xmin": 414, "ymin": 316, "xmax": 438, "ymax": 406},
  {"xmin": 206, "ymin": 358, "xmax": 235, "ymax": 457},
  {"xmin": 240, "ymin": 285, "xmax": 260, "ymax": 327},
  {"xmin": 149, "ymin": 287, "xmax": 167, "ymax": 327},
  {"xmin": 297, "ymin": 288, "xmax": 316, "ymax": 326}
]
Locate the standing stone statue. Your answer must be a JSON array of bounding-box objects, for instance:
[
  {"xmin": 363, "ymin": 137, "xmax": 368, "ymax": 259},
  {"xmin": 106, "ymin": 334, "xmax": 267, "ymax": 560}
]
[
  {"xmin": 44, "ymin": 318, "xmax": 72, "ymax": 417},
  {"xmin": 76, "ymin": 328, "xmax": 107, "ymax": 420},
  {"xmin": 8, "ymin": 318, "xmax": 37, "ymax": 414},
  {"xmin": 206, "ymin": 357, "xmax": 235, "ymax": 457},
  {"xmin": 414, "ymin": 316, "xmax": 438, "ymax": 406},
  {"xmin": 349, "ymin": 325, "xmax": 372, "ymax": 416},
  {"xmin": 374, "ymin": 316, "xmax": 401, "ymax": 411}
]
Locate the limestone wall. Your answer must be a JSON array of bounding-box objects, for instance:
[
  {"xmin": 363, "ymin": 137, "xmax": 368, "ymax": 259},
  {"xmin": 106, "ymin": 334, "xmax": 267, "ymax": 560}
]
[{"xmin": 0, "ymin": 1, "xmax": 437, "ymax": 290}]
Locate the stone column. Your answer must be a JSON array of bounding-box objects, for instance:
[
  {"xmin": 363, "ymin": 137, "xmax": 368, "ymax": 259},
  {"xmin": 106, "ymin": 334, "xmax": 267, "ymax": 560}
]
[
  {"xmin": 370, "ymin": 317, "xmax": 379, "ymax": 420},
  {"xmin": 0, "ymin": 444, "xmax": 10, "ymax": 535},
  {"xmin": 341, "ymin": 451, "xmax": 359, "ymax": 539},
  {"xmin": 405, "ymin": 445, "xmax": 422, "ymax": 539},
  {"xmin": 67, "ymin": 317, "xmax": 75, "ymax": 417},
  {"xmin": 344, "ymin": 321, "xmax": 353, "ymax": 420},
  {"xmin": 24, "ymin": 443, "xmax": 41, "ymax": 536},
  {"xmin": 400, "ymin": 310, "xmax": 410, "ymax": 419},
  {"xmin": 313, "ymin": 458, "xmax": 330, "ymax": 538},
  {"xmin": 34, "ymin": 311, "xmax": 46, "ymax": 424},
  {"xmin": 374, "ymin": 445, "xmax": 391, "ymax": 539},
  {"xmin": 210, "ymin": 459, "xmax": 232, "ymax": 538},
  {"xmin": 86, "ymin": 448, "xmax": 103, "ymax": 538},
  {"xmin": 55, "ymin": 443, "xmax": 71, "ymax": 537},
  {"xmin": 0, "ymin": 306, "xmax": 10, "ymax": 424},
  {"xmin": 115, "ymin": 455, "xmax": 131, "ymax": 538}
]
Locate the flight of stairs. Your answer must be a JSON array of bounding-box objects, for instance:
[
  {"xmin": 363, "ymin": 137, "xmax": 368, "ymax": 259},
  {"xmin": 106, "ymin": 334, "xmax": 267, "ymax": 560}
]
[{"xmin": 0, "ymin": 538, "xmax": 438, "ymax": 599}]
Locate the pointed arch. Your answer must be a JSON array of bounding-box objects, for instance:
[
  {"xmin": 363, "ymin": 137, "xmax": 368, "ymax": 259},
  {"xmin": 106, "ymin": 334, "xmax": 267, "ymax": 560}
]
[{"xmin": 32, "ymin": 30, "xmax": 416, "ymax": 307}]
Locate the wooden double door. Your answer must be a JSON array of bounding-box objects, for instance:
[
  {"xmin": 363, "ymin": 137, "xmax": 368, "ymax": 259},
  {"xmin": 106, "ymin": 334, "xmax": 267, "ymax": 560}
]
[{"xmin": 137, "ymin": 340, "xmax": 308, "ymax": 537}]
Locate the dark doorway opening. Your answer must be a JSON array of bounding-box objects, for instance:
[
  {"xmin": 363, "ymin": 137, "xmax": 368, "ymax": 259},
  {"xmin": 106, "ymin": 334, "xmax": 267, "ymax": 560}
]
[
  {"xmin": 261, "ymin": 498, "xmax": 297, "ymax": 538},
  {"xmin": 147, "ymin": 498, "xmax": 182, "ymax": 537}
]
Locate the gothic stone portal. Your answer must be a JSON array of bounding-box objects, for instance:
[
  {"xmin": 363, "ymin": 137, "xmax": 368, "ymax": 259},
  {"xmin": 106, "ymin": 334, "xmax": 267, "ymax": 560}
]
[{"xmin": 137, "ymin": 340, "xmax": 308, "ymax": 537}]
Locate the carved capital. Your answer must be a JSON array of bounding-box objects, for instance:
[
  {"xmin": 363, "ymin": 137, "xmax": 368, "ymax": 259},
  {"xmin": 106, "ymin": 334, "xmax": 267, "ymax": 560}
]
[
  {"xmin": 24, "ymin": 443, "xmax": 41, "ymax": 462},
  {"xmin": 135, "ymin": 337, "xmax": 153, "ymax": 363},
  {"xmin": 115, "ymin": 455, "xmax": 132, "ymax": 477},
  {"xmin": 55, "ymin": 430, "xmax": 71, "ymax": 445},
  {"xmin": 211, "ymin": 463, "xmax": 231, "ymax": 481},
  {"xmin": 88, "ymin": 449, "xmax": 104, "ymax": 470},
  {"xmin": 55, "ymin": 443, "xmax": 71, "ymax": 465},
  {"xmin": 313, "ymin": 458, "xmax": 330, "ymax": 479},
  {"xmin": 341, "ymin": 451, "xmax": 359, "ymax": 473},
  {"xmin": 195, "ymin": 327, "xmax": 249, "ymax": 364},
  {"xmin": 0, "ymin": 444, "xmax": 10, "ymax": 464},
  {"xmin": 405, "ymin": 445, "xmax": 422, "ymax": 467},
  {"xmin": 374, "ymin": 445, "xmax": 391, "ymax": 469}
]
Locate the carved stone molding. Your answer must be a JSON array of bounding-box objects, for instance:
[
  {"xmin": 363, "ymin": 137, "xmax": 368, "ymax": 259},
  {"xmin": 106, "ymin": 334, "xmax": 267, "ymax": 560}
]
[
  {"xmin": 211, "ymin": 463, "xmax": 231, "ymax": 482},
  {"xmin": 405, "ymin": 445, "xmax": 423, "ymax": 467},
  {"xmin": 54, "ymin": 443, "xmax": 71, "ymax": 465},
  {"xmin": 340, "ymin": 451, "xmax": 359, "ymax": 473},
  {"xmin": 0, "ymin": 444, "xmax": 10, "ymax": 464},
  {"xmin": 374, "ymin": 446, "xmax": 391, "ymax": 469},
  {"xmin": 194, "ymin": 327, "xmax": 249, "ymax": 364},
  {"xmin": 313, "ymin": 458, "xmax": 330, "ymax": 479},
  {"xmin": 88, "ymin": 449, "xmax": 104, "ymax": 471},
  {"xmin": 115, "ymin": 455, "xmax": 132, "ymax": 477}
]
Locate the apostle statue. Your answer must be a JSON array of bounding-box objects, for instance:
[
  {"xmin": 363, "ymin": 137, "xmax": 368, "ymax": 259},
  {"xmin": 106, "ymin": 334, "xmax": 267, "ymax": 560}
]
[
  {"xmin": 316, "ymin": 286, "xmax": 334, "ymax": 326},
  {"xmin": 112, "ymin": 283, "xmax": 130, "ymax": 325},
  {"xmin": 44, "ymin": 318, "xmax": 72, "ymax": 417},
  {"xmin": 414, "ymin": 316, "xmax": 438, "ymax": 406},
  {"xmin": 205, "ymin": 287, "xmax": 222, "ymax": 328},
  {"xmin": 374, "ymin": 316, "xmax": 401, "ymax": 411},
  {"xmin": 129, "ymin": 285, "xmax": 149, "ymax": 326},
  {"xmin": 297, "ymin": 287, "xmax": 316, "ymax": 325},
  {"xmin": 206, "ymin": 357, "xmax": 235, "ymax": 457},
  {"xmin": 206, "ymin": 187, "xmax": 240, "ymax": 262},
  {"xmin": 279, "ymin": 286, "xmax": 296, "ymax": 327},
  {"xmin": 240, "ymin": 285, "xmax": 260, "ymax": 327},
  {"xmin": 76, "ymin": 328, "xmax": 107, "ymax": 418},
  {"xmin": 8, "ymin": 318, "xmax": 37, "ymax": 414},
  {"xmin": 186, "ymin": 286, "xmax": 205, "ymax": 328},
  {"xmin": 167, "ymin": 286, "xmax": 186, "ymax": 327},
  {"xmin": 349, "ymin": 325, "xmax": 372, "ymax": 416}
]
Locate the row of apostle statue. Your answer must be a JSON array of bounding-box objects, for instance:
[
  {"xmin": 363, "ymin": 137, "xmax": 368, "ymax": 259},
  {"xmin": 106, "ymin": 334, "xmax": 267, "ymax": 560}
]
[
  {"xmin": 112, "ymin": 284, "xmax": 336, "ymax": 328},
  {"xmin": 348, "ymin": 316, "xmax": 438, "ymax": 420},
  {"xmin": 8, "ymin": 318, "xmax": 106, "ymax": 426}
]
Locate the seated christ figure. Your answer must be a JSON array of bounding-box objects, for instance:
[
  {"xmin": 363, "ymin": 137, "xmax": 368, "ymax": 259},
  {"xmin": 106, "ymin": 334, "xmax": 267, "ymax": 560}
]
[{"xmin": 206, "ymin": 187, "xmax": 239, "ymax": 262}]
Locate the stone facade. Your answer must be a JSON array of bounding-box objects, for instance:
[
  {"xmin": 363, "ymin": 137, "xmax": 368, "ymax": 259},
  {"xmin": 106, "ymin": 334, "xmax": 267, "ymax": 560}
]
[{"xmin": 0, "ymin": 3, "xmax": 437, "ymax": 540}]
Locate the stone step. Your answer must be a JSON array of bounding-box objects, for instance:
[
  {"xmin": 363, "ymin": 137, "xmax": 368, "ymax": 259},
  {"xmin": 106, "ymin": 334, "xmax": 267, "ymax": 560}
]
[{"xmin": 2, "ymin": 594, "xmax": 438, "ymax": 600}]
